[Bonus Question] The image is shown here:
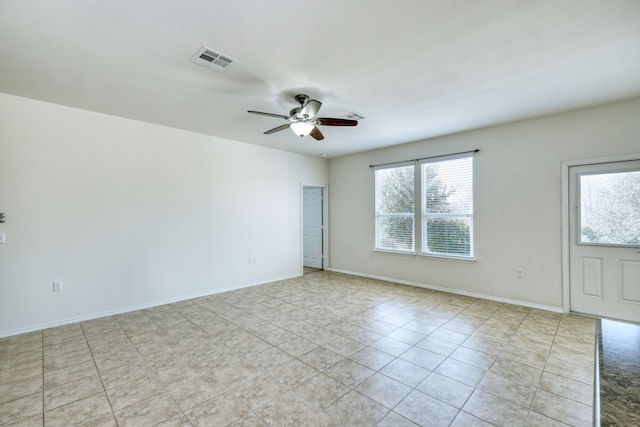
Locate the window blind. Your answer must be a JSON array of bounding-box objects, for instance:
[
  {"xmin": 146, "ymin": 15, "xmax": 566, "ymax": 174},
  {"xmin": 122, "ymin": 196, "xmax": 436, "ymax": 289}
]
[
  {"xmin": 421, "ymin": 156, "xmax": 473, "ymax": 257},
  {"xmin": 375, "ymin": 164, "xmax": 415, "ymax": 253}
]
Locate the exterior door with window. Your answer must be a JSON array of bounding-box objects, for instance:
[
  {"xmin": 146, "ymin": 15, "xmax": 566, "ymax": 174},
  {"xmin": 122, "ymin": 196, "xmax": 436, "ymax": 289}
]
[
  {"xmin": 569, "ymin": 160, "xmax": 640, "ymax": 323},
  {"xmin": 303, "ymin": 187, "xmax": 323, "ymax": 269}
]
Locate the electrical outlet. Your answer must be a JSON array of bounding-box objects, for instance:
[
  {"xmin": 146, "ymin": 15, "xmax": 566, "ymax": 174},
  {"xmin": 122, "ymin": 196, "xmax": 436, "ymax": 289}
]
[
  {"xmin": 0, "ymin": 233, "xmax": 5, "ymax": 244},
  {"xmin": 516, "ymin": 268, "xmax": 524, "ymax": 278},
  {"xmin": 53, "ymin": 281, "xmax": 63, "ymax": 292}
]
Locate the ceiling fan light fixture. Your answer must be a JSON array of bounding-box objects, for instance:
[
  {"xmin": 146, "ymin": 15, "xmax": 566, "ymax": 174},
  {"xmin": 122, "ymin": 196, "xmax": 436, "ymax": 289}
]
[{"xmin": 290, "ymin": 121, "xmax": 315, "ymax": 137}]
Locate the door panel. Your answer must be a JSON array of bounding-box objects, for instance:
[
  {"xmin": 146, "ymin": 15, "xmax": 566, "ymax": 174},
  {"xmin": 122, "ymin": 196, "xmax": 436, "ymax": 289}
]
[
  {"xmin": 581, "ymin": 257, "xmax": 602, "ymax": 298},
  {"xmin": 620, "ymin": 260, "xmax": 640, "ymax": 303},
  {"xmin": 303, "ymin": 187, "xmax": 323, "ymax": 269},
  {"xmin": 569, "ymin": 160, "xmax": 640, "ymax": 323}
]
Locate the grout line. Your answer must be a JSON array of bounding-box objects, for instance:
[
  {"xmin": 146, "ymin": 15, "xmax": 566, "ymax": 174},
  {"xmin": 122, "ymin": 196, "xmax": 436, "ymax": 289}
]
[{"xmin": 80, "ymin": 320, "xmax": 116, "ymax": 424}]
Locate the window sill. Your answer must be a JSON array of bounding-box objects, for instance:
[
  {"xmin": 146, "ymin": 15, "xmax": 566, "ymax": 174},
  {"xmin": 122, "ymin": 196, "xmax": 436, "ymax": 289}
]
[
  {"xmin": 373, "ymin": 249, "xmax": 476, "ymax": 263},
  {"xmin": 419, "ymin": 253, "xmax": 476, "ymax": 263},
  {"xmin": 374, "ymin": 249, "xmax": 417, "ymax": 256}
]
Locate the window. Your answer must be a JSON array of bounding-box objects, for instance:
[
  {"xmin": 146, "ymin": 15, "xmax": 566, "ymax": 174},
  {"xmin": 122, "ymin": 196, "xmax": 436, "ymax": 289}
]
[
  {"xmin": 375, "ymin": 164, "xmax": 415, "ymax": 252},
  {"xmin": 422, "ymin": 156, "xmax": 473, "ymax": 257},
  {"xmin": 374, "ymin": 153, "xmax": 474, "ymax": 259},
  {"xmin": 579, "ymin": 170, "xmax": 640, "ymax": 246}
]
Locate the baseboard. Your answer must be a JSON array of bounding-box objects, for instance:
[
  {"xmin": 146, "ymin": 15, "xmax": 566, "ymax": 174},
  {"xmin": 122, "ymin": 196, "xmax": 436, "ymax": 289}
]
[
  {"xmin": 2, "ymin": 269, "xmax": 564, "ymax": 338},
  {"xmin": 326, "ymin": 268, "xmax": 564, "ymax": 314},
  {"xmin": 0, "ymin": 273, "xmax": 300, "ymax": 339}
]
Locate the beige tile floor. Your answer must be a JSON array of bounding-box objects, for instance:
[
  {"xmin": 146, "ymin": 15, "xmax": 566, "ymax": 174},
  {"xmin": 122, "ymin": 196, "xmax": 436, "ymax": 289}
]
[{"xmin": 0, "ymin": 271, "xmax": 596, "ymax": 426}]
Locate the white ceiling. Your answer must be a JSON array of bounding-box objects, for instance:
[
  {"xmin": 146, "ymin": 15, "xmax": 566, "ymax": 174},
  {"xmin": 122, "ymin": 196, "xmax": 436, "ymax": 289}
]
[{"xmin": 1, "ymin": 1, "xmax": 639, "ymax": 158}]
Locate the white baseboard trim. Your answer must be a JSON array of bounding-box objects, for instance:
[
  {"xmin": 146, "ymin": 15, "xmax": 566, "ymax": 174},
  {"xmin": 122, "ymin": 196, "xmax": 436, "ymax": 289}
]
[
  {"xmin": 327, "ymin": 268, "xmax": 564, "ymax": 314},
  {"xmin": 0, "ymin": 273, "xmax": 300, "ymax": 339}
]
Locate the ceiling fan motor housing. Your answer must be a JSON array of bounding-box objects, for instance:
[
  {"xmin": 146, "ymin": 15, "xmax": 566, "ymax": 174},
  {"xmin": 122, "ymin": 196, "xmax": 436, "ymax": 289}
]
[{"xmin": 294, "ymin": 94, "xmax": 310, "ymax": 106}]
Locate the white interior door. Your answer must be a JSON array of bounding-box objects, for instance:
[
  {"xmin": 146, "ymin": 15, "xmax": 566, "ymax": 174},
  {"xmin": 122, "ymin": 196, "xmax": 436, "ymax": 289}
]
[
  {"xmin": 303, "ymin": 187, "xmax": 323, "ymax": 269},
  {"xmin": 569, "ymin": 160, "xmax": 640, "ymax": 323}
]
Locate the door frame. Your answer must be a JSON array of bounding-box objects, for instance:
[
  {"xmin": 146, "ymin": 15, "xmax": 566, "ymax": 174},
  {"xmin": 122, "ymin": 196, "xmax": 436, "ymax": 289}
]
[
  {"xmin": 300, "ymin": 183, "xmax": 329, "ymax": 275},
  {"xmin": 561, "ymin": 153, "xmax": 640, "ymax": 313}
]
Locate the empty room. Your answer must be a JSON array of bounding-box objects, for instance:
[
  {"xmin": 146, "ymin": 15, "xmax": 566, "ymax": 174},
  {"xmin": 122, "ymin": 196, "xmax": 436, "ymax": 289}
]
[{"xmin": 1, "ymin": 1, "xmax": 639, "ymax": 426}]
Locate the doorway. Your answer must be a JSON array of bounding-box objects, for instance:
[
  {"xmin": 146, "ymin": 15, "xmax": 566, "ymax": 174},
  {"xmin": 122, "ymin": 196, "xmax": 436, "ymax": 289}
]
[
  {"xmin": 302, "ymin": 185, "xmax": 325, "ymax": 272},
  {"xmin": 567, "ymin": 159, "xmax": 640, "ymax": 323}
]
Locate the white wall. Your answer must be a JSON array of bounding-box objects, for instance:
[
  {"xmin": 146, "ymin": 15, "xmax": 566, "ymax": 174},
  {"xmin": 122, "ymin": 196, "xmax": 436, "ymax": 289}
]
[
  {"xmin": 328, "ymin": 97, "xmax": 640, "ymax": 310},
  {"xmin": 0, "ymin": 93, "xmax": 328, "ymax": 336}
]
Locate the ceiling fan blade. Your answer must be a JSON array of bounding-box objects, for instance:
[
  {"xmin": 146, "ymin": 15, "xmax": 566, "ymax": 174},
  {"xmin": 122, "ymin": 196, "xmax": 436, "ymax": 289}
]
[
  {"xmin": 248, "ymin": 110, "xmax": 290, "ymax": 120},
  {"xmin": 309, "ymin": 126, "xmax": 324, "ymax": 141},
  {"xmin": 315, "ymin": 117, "xmax": 358, "ymax": 126},
  {"xmin": 264, "ymin": 124, "xmax": 291, "ymax": 134},
  {"xmin": 300, "ymin": 99, "xmax": 322, "ymax": 119}
]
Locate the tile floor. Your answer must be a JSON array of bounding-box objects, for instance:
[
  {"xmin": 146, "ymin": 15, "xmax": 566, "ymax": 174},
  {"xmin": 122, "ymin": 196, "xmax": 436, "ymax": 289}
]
[{"xmin": 0, "ymin": 271, "xmax": 596, "ymax": 426}]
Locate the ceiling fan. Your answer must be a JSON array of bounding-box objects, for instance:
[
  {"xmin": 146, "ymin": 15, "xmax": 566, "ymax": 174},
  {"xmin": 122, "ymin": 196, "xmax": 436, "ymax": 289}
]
[{"xmin": 248, "ymin": 94, "xmax": 358, "ymax": 141}]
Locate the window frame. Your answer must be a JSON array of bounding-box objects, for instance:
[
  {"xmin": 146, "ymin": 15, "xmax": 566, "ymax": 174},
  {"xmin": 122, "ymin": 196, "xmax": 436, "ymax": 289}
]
[
  {"xmin": 374, "ymin": 153, "xmax": 475, "ymax": 260},
  {"xmin": 374, "ymin": 162, "xmax": 416, "ymax": 254},
  {"xmin": 577, "ymin": 169, "xmax": 640, "ymax": 248},
  {"xmin": 420, "ymin": 154, "xmax": 474, "ymax": 259}
]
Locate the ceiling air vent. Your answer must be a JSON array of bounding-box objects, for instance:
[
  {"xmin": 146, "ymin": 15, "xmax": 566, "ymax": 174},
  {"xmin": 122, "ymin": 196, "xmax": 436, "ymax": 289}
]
[
  {"xmin": 190, "ymin": 46, "xmax": 237, "ymax": 72},
  {"xmin": 343, "ymin": 112, "xmax": 365, "ymax": 120}
]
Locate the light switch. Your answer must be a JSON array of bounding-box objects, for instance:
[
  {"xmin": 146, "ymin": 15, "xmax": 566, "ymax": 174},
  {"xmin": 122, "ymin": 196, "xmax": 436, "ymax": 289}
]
[{"xmin": 0, "ymin": 233, "xmax": 5, "ymax": 244}]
